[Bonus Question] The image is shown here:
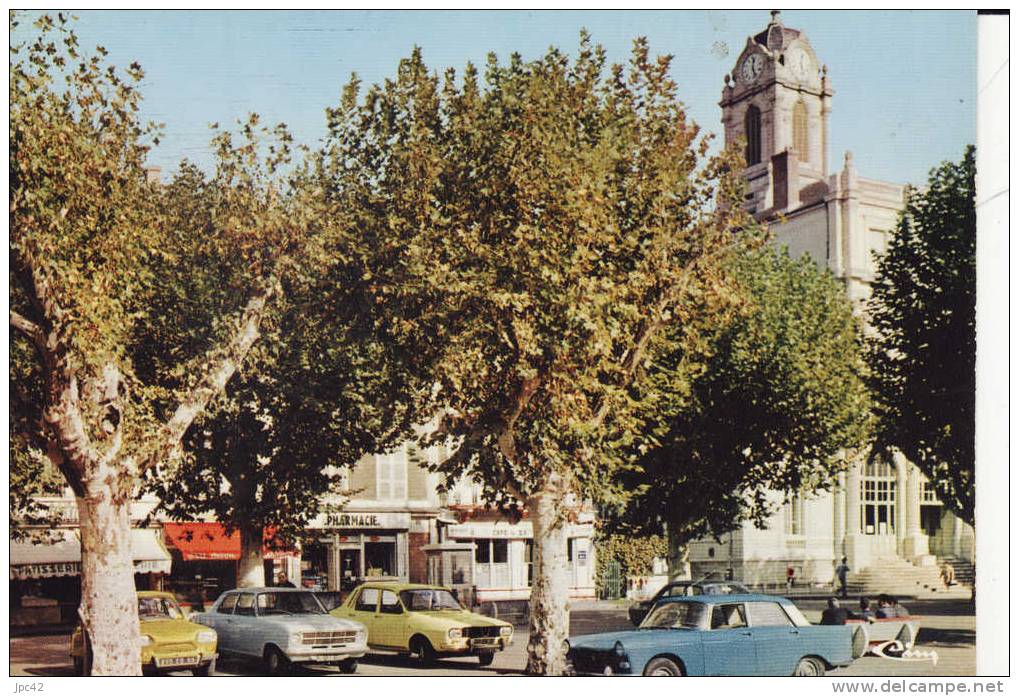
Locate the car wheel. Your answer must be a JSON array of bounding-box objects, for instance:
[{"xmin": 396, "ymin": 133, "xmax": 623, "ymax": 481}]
[
  {"xmin": 192, "ymin": 658, "xmax": 216, "ymax": 676},
  {"xmin": 409, "ymin": 636, "xmax": 436, "ymax": 666},
  {"xmin": 793, "ymin": 656, "xmax": 826, "ymax": 676},
  {"xmin": 263, "ymin": 646, "xmax": 290, "ymax": 676},
  {"xmin": 477, "ymin": 653, "xmax": 495, "ymax": 667},
  {"xmin": 643, "ymin": 657, "xmax": 683, "ymax": 676},
  {"xmin": 337, "ymin": 658, "xmax": 358, "ymax": 674}
]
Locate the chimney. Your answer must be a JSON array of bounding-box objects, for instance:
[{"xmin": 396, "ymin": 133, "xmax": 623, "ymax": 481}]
[{"xmin": 771, "ymin": 148, "xmax": 800, "ymax": 211}]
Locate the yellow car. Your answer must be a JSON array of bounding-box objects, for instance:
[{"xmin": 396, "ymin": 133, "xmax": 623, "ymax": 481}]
[
  {"xmin": 70, "ymin": 591, "xmax": 218, "ymax": 676},
  {"xmin": 333, "ymin": 582, "xmax": 512, "ymax": 666}
]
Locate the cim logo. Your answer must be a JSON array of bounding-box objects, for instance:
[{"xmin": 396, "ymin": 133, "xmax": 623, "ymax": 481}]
[{"xmin": 872, "ymin": 639, "xmax": 939, "ymax": 667}]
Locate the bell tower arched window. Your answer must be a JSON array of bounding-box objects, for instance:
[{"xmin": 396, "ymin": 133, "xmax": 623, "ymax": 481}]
[
  {"xmin": 792, "ymin": 100, "xmax": 809, "ymax": 159},
  {"xmin": 744, "ymin": 105, "xmax": 762, "ymax": 166}
]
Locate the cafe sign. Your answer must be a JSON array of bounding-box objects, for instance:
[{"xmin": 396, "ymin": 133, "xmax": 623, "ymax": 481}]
[{"xmin": 446, "ymin": 523, "xmax": 533, "ymax": 539}]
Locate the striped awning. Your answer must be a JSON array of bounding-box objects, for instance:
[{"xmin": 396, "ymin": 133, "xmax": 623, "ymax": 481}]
[{"xmin": 10, "ymin": 528, "xmax": 172, "ymax": 579}]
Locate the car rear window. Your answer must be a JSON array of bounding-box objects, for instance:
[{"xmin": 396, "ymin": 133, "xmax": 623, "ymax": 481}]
[
  {"xmin": 747, "ymin": 601, "xmax": 794, "ymax": 627},
  {"xmin": 234, "ymin": 593, "xmax": 255, "ymax": 616},
  {"xmin": 356, "ymin": 588, "xmax": 379, "ymax": 612}
]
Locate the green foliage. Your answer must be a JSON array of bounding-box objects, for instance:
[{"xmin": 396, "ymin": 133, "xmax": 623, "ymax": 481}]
[
  {"xmin": 10, "ymin": 12, "xmax": 309, "ymax": 511},
  {"xmin": 319, "ymin": 34, "xmax": 755, "ymax": 510},
  {"xmin": 141, "ymin": 162, "xmax": 437, "ymax": 541},
  {"xmin": 615, "ymin": 245, "xmax": 872, "ymax": 544},
  {"xmin": 867, "ymin": 146, "xmax": 976, "ymax": 526},
  {"xmin": 595, "ymin": 532, "xmax": 667, "ymax": 592}
]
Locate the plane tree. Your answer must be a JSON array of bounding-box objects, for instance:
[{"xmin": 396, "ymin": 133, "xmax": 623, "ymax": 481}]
[
  {"xmin": 141, "ymin": 164, "xmax": 438, "ymax": 586},
  {"xmin": 867, "ymin": 147, "xmax": 976, "ymax": 526},
  {"xmin": 611, "ymin": 246, "xmax": 872, "ymax": 548},
  {"xmin": 318, "ymin": 35, "xmax": 754, "ymax": 674},
  {"xmin": 10, "ymin": 15, "xmax": 314, "ymax": 674}
]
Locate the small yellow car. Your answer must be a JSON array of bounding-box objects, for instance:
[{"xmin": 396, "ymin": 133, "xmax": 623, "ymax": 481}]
[
  {"xmin": 70, "ymin": 591, "xmax": 218, "ymax": 676},
  {"xmin": 333, "ymin": 582, "xmax": 513, "ymax": 666}
]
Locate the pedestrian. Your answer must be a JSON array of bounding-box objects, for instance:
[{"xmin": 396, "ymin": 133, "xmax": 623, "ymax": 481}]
[
  {"xmin": 276, "ymin": 572, "xmax": 296, "ymax": 588},
  {"xmin": 835, "ymin": 556, "xmax": 850, "ymax": 598},
  {"xmin": 786, "ymin": 565, "xmax": 795, "ymax": 591},
  {"xmin": 941, "ymin": 562, "xmax": 956, "ymax": 588},
  {"xmin": 820, "ymin": 597, "xmax": 849, "ymax": 625}
]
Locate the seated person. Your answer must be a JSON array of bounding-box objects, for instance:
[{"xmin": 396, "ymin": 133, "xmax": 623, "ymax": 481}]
[
  {"xmin": 875, "ymin": 594, "xmax": 910, "ymax": 618},
  {"xmin": 820, "ymin": 597, "xmax": 849, "ymax": 625},
  {"xmin": 849, "ymin": 596, "xmax": 874, "ymax": 621}
]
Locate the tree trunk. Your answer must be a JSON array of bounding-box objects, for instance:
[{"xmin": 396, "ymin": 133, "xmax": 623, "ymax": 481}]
[
  {"xmin": 77, "ymin": 491, "xmax": 142, "ymax": 676},
  {"xmin": 525, "ymin": 484, "xmax": 570, "ymax": 675},
  {"xmin": 237, "ymin": 526, "xmax": 265, "ymax": 587}
]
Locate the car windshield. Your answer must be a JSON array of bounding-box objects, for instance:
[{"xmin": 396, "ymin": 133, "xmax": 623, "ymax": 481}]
[
  {"xmin": 399, "ymin": 589, "xmax": 464, "ymax": 611},
  {"xmin": 257, "ymin": 591, "xmax": 326, "ymax": 616},
  {"xmin": 641, "ymin": 601, "xmax": 707, "ymax": 629},
  {"xmin": 138, "ymin": 596, "xmax": 183, "ymax": 620}
]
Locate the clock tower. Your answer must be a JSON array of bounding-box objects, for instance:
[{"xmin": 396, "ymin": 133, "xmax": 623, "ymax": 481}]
[{"xmin": 720, "ymin": 11, "xmax": 834, "ymax": 218}]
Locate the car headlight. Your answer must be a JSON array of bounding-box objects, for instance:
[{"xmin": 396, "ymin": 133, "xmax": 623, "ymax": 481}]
[
  {"xmin": 500, "ymin": 626, "xmax": 513, "ymax": 637},
  {"xmin": 447, "ymin": 628, "xmax": 462, "ymax": 640},
  {"xmin": 197, "ymin": 631, "xmax": 217, "ymax": 644},
  {"xmin": 356, "ymin": 628, "xmax": 367, "ymax": 642},
  {"xmin": 613, "ymin": 641, "xmax": 625, "ymax": 657},
  {"xmin": 140, "ymin": 634, "xmax": 153, "ymax": 646}
]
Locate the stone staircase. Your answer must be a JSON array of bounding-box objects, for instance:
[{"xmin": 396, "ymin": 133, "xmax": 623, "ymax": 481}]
[
  {"xmin": 846, "ymin": 557, "xmax": 970, "ymax": 598},
  {"xmin": 937, "ymin": 555, "xmax": 975, "ymax": 586}
]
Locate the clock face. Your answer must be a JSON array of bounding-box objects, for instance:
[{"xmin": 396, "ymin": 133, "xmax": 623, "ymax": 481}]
[
  {"xmin": 740, "ymin": 54, "xmax": 763, "ymax": 83},
  {"xmin": 789, "ymin": 48, "xmax": 813, "ymax": 79}
]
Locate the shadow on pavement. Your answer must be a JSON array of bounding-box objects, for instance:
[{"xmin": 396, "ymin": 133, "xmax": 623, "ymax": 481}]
[{"xmin": 357, "ymin": 653, "xmax": 520, "ymax": 675}]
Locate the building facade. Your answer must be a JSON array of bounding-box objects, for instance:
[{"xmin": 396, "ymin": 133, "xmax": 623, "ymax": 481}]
[{"xmin": 684, "ymin": 12, "xmax": 974, "ymax": 591}]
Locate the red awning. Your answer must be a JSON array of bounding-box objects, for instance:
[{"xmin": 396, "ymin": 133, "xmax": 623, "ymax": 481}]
[{"xmin": 163, "ymin": 523, "xmax": 296, "ymax": 561}]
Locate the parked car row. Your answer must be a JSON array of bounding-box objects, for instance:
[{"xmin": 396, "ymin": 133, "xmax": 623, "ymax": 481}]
[{"xmin": 69, "ymin": 582, "xmax": 513, "ymax": 676}]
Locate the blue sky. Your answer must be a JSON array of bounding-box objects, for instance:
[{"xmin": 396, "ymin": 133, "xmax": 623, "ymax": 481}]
[{"xmin": 13, "ymin": 10, "xmax": 977, "ymax": 186}]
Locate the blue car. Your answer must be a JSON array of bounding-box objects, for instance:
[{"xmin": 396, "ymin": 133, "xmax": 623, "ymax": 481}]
[{"xmin": 566, "ymin": 594, "xmax": 860, "ymax": 676}]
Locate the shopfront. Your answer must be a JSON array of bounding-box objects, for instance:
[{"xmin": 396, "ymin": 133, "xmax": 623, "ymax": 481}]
[
  {"xmin": 303, "ymin": 512, "xmax": 412, "ymax": 593},
  {"xmin": 10, "ymin": 528, "xmax": 172, "ymax": 628},
  {"xmin": 162, "ymin": 522, "xmax": 298, "ymax": 609},
  {"xmin": 443, "ymin": 517, "xmax": 597, "ymax": 603}
]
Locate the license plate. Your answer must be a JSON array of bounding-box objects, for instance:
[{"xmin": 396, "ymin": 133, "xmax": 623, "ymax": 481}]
[{"xmin": 155, "ymin": 656, "xmax": 200, "ymax": 668}]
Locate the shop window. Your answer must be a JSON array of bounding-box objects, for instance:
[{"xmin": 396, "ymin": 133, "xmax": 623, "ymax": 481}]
[
  {"xmin": 492, "ymin": 539, "xmax": 508, "ymax": 564},
  {"xmin": 524, "ymin": 540, "xmax": 534, "ymax": 586},
  {"xmin": 364, "ymin": 541, "xmax": 396, "ymax": 577},
  {"xmin": 567, "ymin": 538, "xmax": 575, "ymax": 563},
  {"xmin": 475, "ymin": 539, "xmax": 491, "ymax": 564}
]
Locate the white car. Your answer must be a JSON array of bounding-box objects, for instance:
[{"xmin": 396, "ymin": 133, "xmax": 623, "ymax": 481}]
[{"xmin": 194, "ymin": 588, "xmax": 367, "ymax": 674}]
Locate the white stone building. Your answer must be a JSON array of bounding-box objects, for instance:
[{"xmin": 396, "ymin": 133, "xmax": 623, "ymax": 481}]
[{"xmin": 683, "ymin": 12, "xmax": 974, "ymax": 594}]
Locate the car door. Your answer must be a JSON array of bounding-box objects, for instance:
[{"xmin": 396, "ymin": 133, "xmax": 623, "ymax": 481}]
[
  {"xmin": 376, "ymin": 589, "xmax": 406, "ymax": 648},
  {"xmin": 230, "ymin": 592, "xmax": 259, "ymax": 656},
  {"xmin": 746, "ymin": 600, "xmax": 803, "ymax": 676},
  {"xmin": 700, "ymin": 602, "xmax": 756, "ymax": 675},
  {"xmin": 348, "ymin": 587, "xmax": 381, "ymax": 647},
  {"xmin": 207, "ymin": 593, "xmax": 239, "ymax": 652}
]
